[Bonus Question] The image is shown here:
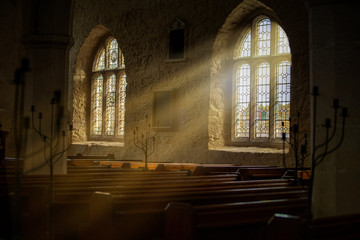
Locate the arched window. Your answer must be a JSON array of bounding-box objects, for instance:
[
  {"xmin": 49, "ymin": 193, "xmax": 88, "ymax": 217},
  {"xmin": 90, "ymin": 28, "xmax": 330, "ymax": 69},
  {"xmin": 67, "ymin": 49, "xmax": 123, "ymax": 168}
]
[
  {"xmin": 233, "ymin": 16, "xmax": 291, "ymax": 141},
  {"xmin": 91, "ymin": 37, "xmax": 127, "ymax": 140}
]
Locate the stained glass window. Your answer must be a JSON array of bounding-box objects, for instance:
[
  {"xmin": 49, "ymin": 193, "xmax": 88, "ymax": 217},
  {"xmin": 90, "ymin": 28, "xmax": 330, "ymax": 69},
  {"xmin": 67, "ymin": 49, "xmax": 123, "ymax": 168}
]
[
  {"xmin": 118, "ymin": 74, "xmax": 127, "ymax": 136},
  {"xmin": 105, "ymin": 74, "xmax": 116, "ymax": 135},
  {"xmin": 234, "ymin": 30, "xmax": 251, "ymax": 59},
  {"xmin": 256, "ymin": 18, "xmax": 271, "ymax": 56},
  {"xmin": 120, "ymin": 50, "xmax": 125, "ymax": 69},
  {"xmin": 255, "ymin": 63, "xmax": 270, "ymax": 138},
  {"xmin": 91, "ymin": 37, "xmax": 126, "ymax": 140},
  {"xmin": 275, "ymin": 61, "xmax": 291, "ymax": 138},
  {"xmin": 91, "ymin": 75, "xmax": 103, "ymax": 135},
  {"xmin": 277, "ymin": 26, "xmax": 290, "ymax": 54},
  {"xmin": 235, "ymin": 64, "xmax": 250, "ymax": 138},
  {"xmin": 233, "ymin": 16, "xmax": 291, "ymax": 141},
  {"xmin": 107, "ymin": 39, "xmax": 119, "ymax": 69},
  {"xmin": 95, "ymin": 49, "xmax": 105, "ymax": 71}
]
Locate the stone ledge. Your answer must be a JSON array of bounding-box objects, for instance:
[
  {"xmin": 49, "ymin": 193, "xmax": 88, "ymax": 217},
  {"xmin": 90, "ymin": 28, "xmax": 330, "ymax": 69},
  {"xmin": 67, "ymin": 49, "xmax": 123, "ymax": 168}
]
[
  {"xmin": 72, "ymin": 141, "xmax": 124, "ymax": 147},
  {"xmin": 209, "ymin": 146, "xmax": 288, "ymax": 154}
]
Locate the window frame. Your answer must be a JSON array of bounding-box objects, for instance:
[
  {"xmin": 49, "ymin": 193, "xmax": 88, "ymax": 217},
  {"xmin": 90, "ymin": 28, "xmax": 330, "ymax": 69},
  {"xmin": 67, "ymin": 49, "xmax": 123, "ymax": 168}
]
[
  {"xmin": 231, "ymin": 15, "xmax": 291, "ymax": 144},
  {"xmin": 166, "ymin": 18, "xmax": 187, "ymax": 62},
  {"xmin": 89, "ymin": 37, "xmax": 126, "ymax": 142}
]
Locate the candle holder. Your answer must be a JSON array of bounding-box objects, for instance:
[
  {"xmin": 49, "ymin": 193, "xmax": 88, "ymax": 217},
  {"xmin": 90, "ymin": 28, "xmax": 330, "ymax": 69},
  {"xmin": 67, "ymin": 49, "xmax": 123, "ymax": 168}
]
[
  {"xmin": 30, "ymin": 91, "xmax": 73, "ymax": 240},
  {"xmin": 30, "ymin": 91, "xmax": 73, "ymax": 199},
  {"xmin": 308, "ymin": 86, "xmax": 348, "ymax": 220},
  {"xmin": 281, "ymin": 112, "xmax": 310, "ymax": 185},
  {"xmin": 313, "ymin": 98, "xmax": 347, "ymax": 167},
  {"xmin": 133, "ymin": 115, "xmax": 157, "ymax": 171}
]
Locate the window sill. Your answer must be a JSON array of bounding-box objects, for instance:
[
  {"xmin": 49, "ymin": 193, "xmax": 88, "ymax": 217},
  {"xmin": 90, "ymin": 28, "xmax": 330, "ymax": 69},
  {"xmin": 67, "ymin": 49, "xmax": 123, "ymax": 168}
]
[
  {"xmin": 72, "ymin": 141, "xmax": 124, "ymax": 147},
  {"xmin": 209, "ymin": 145, "xmax": 288, "ymax": 154},
  {"xmin": 165, "ymin": 58, "xmax": 187, "ymax": 63}
]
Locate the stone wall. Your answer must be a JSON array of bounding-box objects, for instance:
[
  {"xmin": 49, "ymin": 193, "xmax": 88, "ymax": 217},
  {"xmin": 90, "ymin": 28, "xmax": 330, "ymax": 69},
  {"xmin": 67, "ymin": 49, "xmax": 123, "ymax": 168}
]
[
  {"xmin": 0, "ymin": 1, "xmax": 25, "ymax": 157},
  {"xmin": 69, "ymin": 0, "xmax": 310, "ymax": 166}
]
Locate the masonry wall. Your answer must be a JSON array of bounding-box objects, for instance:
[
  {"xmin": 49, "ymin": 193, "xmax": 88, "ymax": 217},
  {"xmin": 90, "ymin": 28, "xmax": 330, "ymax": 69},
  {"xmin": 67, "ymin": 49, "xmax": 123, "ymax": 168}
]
[
  {"xmin": 68, "ymin": 0, "xmax": 310, "ymax": 166},
  {"xmin": 0, "ymin": 1, "xmax": 25, "ymax": 158},
  {"xmin": 2, "ymin": 0, "xmax": 359, "ymax": 219}
]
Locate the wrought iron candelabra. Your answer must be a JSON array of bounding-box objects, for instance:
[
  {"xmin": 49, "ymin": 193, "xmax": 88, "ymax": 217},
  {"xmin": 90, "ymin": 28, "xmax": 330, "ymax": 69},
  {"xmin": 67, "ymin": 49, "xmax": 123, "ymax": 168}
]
[
  {"xmin": 281, "ymin": 112, "xmax": 310, "ymax": 184},
  {"xmin": 133, "ymin": 115, "xmax": 157, "ymax": 171},
  {"xmin": 11, "ymin": 59, "xmax": 73, "ymax": 240},
  {"xmin": 30, "ymin": 91, "xmax": 73, "ymax": 200},
  {"xmin": 308, "ymin": 86, "xmax": 348, "ymax": 219},
  {"xmin": 30, "ymin": 91, "xmax": 72, "ymax": 240}
]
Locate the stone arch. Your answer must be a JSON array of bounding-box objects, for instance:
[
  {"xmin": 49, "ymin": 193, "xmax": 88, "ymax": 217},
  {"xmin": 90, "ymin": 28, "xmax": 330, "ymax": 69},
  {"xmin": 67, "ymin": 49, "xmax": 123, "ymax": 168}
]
[
  {"xmin": 208, "ymin": 0, "xmax": 309, "ymax": 152},
  {"xmin": 72, "ymin": 25, "xmax": 112, "ymax": 142},
  {"xmin": 209, "ymin": 0, "xmax": 273, "ymax": 149}
]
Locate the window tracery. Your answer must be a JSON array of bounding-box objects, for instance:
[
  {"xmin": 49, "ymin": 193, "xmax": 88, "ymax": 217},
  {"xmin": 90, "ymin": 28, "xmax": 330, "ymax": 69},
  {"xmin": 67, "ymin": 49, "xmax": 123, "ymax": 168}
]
[
  {"xmin": 91, "ymin": 38, "xmax": 127, "ymax": 140},
  {"xmin": 233, "ymin": 17, "xmax": 291, "ymax": 141}
]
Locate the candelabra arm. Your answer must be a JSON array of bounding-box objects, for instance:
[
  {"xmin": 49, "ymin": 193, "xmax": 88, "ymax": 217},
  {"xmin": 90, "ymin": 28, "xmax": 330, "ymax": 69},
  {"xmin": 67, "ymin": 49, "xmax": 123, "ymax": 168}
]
[
  {"xmin": 314, "ymin": 108, "xmax": 338, "ymax": 154},
  {"xmin": 31, "ymin": 110, "xmax": 43, "ymax": 139},
  {"xmin": 51, "ymin": 135, "xmax": 60, "ymax": 157},
  {"xmin": 148, "ymin": 140, "xmax": 156, "ymax": 157},
  {"xmin": 43, "ymin": 139, "xmax": 50, "ymax": 166},
  {"xmin": 316, "ymin": 115, "xmax": 346, "ymax": 166},
  {"xmin": 314, "ymin": 125, "xmax": 330, "ymax": 165},
  {"xmin": 134, "ymin": 140, "xmax": 146, "ymax": 152},
  {"xmin": 53, "ymin": 140, "xmax": 72, "ymax": 164}
]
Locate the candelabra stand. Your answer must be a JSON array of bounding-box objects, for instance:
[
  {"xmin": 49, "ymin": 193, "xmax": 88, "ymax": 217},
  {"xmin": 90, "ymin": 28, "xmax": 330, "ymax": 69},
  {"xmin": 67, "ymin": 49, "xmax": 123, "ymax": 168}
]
[
  {"xmin": 133, "ymin": 115, "xmax": 157, "ymax": 171},
  {"xmin": 30, "ymin": 91, "xmax": 73, "ymax": 240},
  {"xmin": 281, "ymin": 113, "xmax": 310, "ymax": 185},
  {"xmin": 308, "ymin": 86, "xmax": 348, "ymax": 220}
]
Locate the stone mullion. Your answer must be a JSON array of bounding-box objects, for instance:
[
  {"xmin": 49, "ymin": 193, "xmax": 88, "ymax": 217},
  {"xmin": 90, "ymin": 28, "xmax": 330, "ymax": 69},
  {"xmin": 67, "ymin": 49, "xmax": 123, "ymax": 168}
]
[{"xmin": 269, "ymin": 21, "xmax": 277, "ymax": 140}]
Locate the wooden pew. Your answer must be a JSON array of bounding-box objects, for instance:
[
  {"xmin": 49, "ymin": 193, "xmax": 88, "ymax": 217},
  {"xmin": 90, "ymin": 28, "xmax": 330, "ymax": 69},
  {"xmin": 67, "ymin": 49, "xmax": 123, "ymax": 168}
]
[
  {"xmin": 192, "ymin": 165, "xmax": 241, "ymax": 176},
  {"xmin": 7, "ymin": 171, "xmax": 239, "ymax": 239},
  {"xmin": 266, "ymin": 213, "xmax": 305, "ymax": 240},
  {"xmin": 87, "ymin": 182, "xmax": 306, "ymax": 240},
  {"xmin": 3, "ymin": 173, "xmax": 238, "ymax": 191},
  {"xmin": 67, "ymin": 153, "xmax": 146, "ymax": 169},
  {"xmin": 155, "ymin": 163, "xmax": 198, "ymax": 171},
  {"xmin": 237, "ymin": 167, "xmax": 288, "ymax": 180},
  {"xmin": 191, "ymin": 166, "xmax": 293, "ymax": 181},
  {"xmin": 115, "ymin": 190, "xmax": 307, "ymax": 240},
  {"xmin": 67, "ymin": 153, "xmax": 115, "ymax": 166},
  {"xmin": 53, "ymin": 173, "xmax": 239, "ymax": 239},
  {"xmin": 0, "ymin": 170, "xmax": 210, "ymax": 239},
  {"xmin": 164, "ymin": 198, "xmax": 308, "ymax": 240},
  {"xmin": 4, "ymin": 165, "xmax": 304, "ymax": 240},
  {"xmin": 54, "ymin": 175, "xmax": 243, "ymax": 239},
  {"xmin": 53, "ymin": 179, "xmax": 296, "ymax": 202}
]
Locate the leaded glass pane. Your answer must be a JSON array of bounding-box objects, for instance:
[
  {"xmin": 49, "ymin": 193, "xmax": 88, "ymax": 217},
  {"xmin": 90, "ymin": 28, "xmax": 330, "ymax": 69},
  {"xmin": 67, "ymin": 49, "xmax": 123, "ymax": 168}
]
[
  {"xmin": 255, "ymin": 62, "xmax": 270, "ymax": 138},
  {"xmin": 91, "ymin": 75, "xmax": 103, "ymax": 135},
  {"xmin": 256, "ymin": 18, "xmax": 271, "ymax": 56},
  {"xmin": 234, "ymin": 30, "xmax": 251, "ymax": 59},
  {"xmin": 107, "ymin": 39, "xmax": 119, "ymax": 69},
  {"xmin": 235, "ymin": 64, "xmax": 250, "ymax": 138},
  {"xmin": 95, "ymin": 49, "xmax": 105, "ymax": 71},
  {"xmin": 118, "ymin": 74, "xmax": 127, "ymax": 136},
  {"xmin": 277, "ymin": 26, "xmax": 290, "ymax": 54},
  {"xmin": 232, "ymin": 17, "xmax": 291, "ymax": 142},
  {"xmin": 105, "ymin": 74, "xmax": 116, "ymax": 135},
  {"xmin": 120, "ymin": 52, "xmax": 125, "ymax": 68},
  {"xmin": 275, "ymin": 61, "xmax": 291, "ymax": 138}
]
